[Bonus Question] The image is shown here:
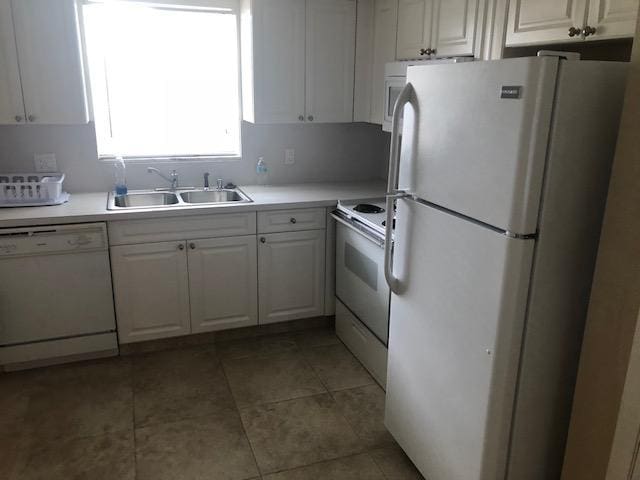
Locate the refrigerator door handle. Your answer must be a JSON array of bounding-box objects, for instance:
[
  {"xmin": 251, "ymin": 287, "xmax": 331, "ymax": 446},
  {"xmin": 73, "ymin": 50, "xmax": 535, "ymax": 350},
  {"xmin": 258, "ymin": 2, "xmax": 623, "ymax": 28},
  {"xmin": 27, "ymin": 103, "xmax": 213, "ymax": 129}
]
[{"xmin": 385, "ymin": 82, "xmax": 414, "ymax": 294}]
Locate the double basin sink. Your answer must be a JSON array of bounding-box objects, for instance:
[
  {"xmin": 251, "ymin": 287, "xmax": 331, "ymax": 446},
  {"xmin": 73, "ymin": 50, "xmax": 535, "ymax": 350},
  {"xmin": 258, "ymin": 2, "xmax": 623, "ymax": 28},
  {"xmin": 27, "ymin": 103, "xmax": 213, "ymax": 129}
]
[{"xmin": 108, "ymin": 188, "xmax": 252, "ymax": 210}]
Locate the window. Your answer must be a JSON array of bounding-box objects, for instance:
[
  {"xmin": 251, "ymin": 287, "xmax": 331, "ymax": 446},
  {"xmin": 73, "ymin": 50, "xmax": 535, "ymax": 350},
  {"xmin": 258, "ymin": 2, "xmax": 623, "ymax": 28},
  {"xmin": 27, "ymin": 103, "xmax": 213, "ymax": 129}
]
[{"xmin": 82, "ymin": 0, "xmax": 241, "ymax": 159}]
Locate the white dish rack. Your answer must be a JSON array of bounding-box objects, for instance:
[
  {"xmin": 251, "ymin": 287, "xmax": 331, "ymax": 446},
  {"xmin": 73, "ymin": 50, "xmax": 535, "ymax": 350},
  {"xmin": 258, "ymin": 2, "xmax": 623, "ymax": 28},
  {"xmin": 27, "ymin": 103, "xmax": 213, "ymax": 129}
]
[{"xmin": 0, "ymin": 173, "xmax": 69, "ymax": 207}]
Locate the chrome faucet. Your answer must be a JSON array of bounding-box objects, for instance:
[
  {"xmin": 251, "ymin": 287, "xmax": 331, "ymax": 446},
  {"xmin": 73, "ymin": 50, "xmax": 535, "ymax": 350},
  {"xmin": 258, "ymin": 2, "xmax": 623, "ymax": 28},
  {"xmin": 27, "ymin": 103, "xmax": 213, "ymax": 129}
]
[
  {"xmin": 147, "ymin": 167, "xmax": 179, "ymax": 190},
  {"xmin": 216, "ymin": 178, "xmax": 224, "ymax": 190}
]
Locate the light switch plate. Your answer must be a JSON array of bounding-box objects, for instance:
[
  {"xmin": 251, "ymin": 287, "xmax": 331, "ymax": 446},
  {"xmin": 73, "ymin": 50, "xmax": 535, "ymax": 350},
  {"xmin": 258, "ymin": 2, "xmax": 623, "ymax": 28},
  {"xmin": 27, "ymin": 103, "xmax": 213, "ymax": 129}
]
[
  {"xmin": 34, "ymin": 153, "xmax": 58, "ymax": 173},
  {"xmin": 284, "ymin": 148, "xmax": 295, "ymax": 165}
]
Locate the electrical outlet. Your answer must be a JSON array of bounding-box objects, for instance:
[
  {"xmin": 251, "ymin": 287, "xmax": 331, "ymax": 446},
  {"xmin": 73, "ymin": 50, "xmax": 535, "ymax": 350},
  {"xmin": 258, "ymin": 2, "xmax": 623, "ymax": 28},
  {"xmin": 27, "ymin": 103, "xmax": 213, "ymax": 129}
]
[
  {"xmin": 284, "ymin": 148, "xmax": 295, "ymax": 165},
  {"xmin": 34, "ymin": 153, "xmax": 58, "ymax": 173}
]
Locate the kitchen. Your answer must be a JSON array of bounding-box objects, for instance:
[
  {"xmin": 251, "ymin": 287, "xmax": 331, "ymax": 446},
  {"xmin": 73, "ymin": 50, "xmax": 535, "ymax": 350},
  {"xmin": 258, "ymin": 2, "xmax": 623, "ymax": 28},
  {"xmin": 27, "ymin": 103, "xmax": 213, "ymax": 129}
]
[{"xmin": 1, "ymin": 1, "xmax": 639, "ymax": 479}]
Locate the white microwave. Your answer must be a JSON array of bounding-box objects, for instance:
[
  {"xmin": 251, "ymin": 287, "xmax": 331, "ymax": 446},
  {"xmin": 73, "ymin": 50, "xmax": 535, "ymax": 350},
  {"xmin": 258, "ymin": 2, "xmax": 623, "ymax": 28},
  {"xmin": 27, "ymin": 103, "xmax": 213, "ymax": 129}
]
[{"xmin": 382, "ymin": 58, "xmax": 474, "ymax": 132}]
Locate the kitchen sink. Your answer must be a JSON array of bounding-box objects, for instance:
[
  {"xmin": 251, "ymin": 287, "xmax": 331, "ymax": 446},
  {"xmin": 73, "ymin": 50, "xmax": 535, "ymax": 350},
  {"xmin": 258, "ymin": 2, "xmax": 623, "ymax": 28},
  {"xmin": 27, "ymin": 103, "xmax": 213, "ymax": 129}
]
[
  {"xmin": 108, "ymin": 188, "xmax": 252, "ymax": 210},
  {"xmin": 113, "ymin": 192, "xmax": 179, "ymax": 208},
  {"xmin": 180, "ymin": 189, "xmax": 250, "ymax": 204}
]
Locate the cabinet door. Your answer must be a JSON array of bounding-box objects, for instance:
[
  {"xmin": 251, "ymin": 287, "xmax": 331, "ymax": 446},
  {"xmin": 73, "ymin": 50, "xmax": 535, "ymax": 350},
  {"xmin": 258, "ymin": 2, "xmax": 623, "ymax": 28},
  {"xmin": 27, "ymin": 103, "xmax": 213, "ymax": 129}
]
[
  {"xmin": 110, "ymin": 241, "xmax": 190, "ymax": 343},
  {"xmin": 11, "ymin": 0, "xmax": 89, "ymax": 124},
  {"xmin": 305, "ymin": 0, "xmax": 356, "ymax": 123},
  {"xmin": 371, "ymin": 0, "xmax": 398, "ymax": 124},
  {"xmin": 0, "ymin": 0, "xmax": 25, "ymax": 125},
  {"xmin": 396, "ymin": 0, "xmax": 433, "ymax": 60},
  {"xmin": 188, "ymin": 236, "xmax": 258, "ymax": 333},
  {"xmin": 258, "ymin": 230, "xmax": 325, "ymax": 324},
  {"xmin": 586, "ymin": 0, "xmax": 639, "ymax": 40},
  {"xmin": 432, "ymin": 0, "xmax": 480, "ymax": 56},
  {"xmin": 252, "ymin": 0, "xmax": 306, "ymax": 123},
  {"xmin": 505, "ymin": 0, "xmax": 589, "ymax": 47}
]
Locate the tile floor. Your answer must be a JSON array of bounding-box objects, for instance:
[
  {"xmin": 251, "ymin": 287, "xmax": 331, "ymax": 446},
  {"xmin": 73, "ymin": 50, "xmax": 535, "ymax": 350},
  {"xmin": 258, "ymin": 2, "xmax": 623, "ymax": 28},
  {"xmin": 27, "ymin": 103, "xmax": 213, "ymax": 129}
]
[{"xmin": 1, "ymin": 327, "xmax": 424, "ymax": 480}]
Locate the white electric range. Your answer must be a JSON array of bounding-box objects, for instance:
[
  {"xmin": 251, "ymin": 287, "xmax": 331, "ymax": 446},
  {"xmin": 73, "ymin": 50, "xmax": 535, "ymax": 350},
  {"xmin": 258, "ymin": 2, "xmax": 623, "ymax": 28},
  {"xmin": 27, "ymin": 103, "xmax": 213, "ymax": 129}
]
[{"xmin": 331, "ymin": 198, "xmax": 393, "ymax": 388}]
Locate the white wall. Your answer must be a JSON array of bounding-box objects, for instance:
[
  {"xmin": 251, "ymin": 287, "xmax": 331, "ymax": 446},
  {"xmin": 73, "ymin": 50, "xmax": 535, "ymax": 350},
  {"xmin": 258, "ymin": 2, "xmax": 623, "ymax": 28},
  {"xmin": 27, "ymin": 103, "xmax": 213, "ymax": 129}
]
[{"xmin": 0, "ymin": 121, "xmax": 390, "ymax": 192}]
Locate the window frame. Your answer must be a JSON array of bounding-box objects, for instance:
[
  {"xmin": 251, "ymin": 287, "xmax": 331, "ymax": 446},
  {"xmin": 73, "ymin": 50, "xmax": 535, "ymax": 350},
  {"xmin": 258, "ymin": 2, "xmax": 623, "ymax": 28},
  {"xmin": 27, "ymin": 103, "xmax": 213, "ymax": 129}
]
[{"xmin": 79, "ymin": 0, "xmax": 244, "ymax": 163}]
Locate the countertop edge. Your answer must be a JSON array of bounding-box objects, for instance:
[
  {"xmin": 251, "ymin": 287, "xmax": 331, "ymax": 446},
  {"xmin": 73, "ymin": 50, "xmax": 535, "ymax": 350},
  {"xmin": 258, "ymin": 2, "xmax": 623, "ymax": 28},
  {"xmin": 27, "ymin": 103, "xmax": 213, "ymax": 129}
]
[{"xmin": 0, "ymin": 181, "xmax": 386, "ymax": 229}]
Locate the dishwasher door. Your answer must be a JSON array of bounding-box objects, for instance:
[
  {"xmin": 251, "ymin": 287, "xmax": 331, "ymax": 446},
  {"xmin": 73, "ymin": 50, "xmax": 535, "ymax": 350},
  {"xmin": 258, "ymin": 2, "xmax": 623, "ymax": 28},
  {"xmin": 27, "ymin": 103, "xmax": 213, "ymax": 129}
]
[{"xmin": 0, "ymin": 223, "xmax": 116, "ymax": 346}]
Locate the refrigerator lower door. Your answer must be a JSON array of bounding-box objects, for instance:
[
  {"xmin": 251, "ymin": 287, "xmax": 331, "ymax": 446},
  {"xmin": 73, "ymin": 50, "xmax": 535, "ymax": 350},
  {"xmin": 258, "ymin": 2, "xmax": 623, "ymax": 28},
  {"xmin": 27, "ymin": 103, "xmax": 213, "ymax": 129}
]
[{"xmin": 385, "ymin": 197, "xmax": 534, "ymax": 480}]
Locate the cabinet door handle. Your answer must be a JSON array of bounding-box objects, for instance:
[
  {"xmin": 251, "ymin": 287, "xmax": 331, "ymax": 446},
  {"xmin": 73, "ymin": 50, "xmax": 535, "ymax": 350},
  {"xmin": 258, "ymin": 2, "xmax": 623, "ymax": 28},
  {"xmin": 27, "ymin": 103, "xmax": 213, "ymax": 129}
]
[
  {"xmin": 582, "ymin": 25, "xmax": 597, "ymax": 37},
  {"xmin": 298, "ymin": 115, "xmax": 304, "ymax": 121},
  {"xmin": 28, "ymin": 114, "xmax": 36, "ymax": 122},
  {"xmin": 568, "ymin": 26, "xmax": 581, "ymax": 37},
  {"xmin": 14, "ymin": 115, "xmax": 22, "ymax": 123},
  {"xmin": 260, "ymin": 237, "xmax": 266, "ymax": 243},
  {"xmin": 189, "ymin": 242, "xmax": 196, "ymax": 250},
  {"xmin": 290, "ymin": 217, "xmax": 297, "ymax": 224},
  {"xmin": 307, "ymin": 115, "xmax": 314, "ymax": 121},
  {"xmin": 178, "ymin": 243, "xmax": 185, "ymax": 250}
]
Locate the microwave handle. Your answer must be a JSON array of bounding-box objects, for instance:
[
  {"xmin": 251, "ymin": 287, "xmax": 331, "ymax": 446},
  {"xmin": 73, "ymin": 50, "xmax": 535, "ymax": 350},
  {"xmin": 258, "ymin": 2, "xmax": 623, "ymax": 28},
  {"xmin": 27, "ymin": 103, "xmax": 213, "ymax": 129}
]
[{"xmin": 384, "ymin": 82, "xmax": 414, "ymax": 294}]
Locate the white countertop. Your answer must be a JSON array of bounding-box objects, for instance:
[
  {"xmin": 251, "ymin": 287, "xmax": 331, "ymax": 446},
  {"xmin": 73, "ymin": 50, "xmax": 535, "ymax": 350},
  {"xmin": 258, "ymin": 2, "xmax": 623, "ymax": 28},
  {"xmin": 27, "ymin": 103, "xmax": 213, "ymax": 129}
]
[{"xmin": 0, "ymin": 180, "xmax": 386, "ymax": 228}]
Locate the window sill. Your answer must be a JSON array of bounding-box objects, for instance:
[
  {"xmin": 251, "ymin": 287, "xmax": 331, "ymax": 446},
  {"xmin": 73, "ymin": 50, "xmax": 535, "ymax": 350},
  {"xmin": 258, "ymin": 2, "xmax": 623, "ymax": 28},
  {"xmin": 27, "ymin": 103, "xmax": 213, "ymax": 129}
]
[{"xmin": 99, "ymin": 155, "xmax": 241, "ymax": 164}]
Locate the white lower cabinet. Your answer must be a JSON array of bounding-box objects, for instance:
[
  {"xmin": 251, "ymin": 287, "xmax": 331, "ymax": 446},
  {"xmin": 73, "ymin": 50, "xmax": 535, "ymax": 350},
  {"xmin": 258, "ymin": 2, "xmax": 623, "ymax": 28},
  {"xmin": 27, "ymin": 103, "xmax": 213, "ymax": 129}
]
[
  {"xmin": 111, "ymin": 235, "xmax": 259, "ymax": 343},
  {"xmin": 110, "ymin": 241, "xmax": 191, "ymax": 344},
  {"xmin": 187, "ymin": 236, "xmax": 258, "ymax": 333},
  {"xmin": 258, "ymin": 229, "xmax": 326, "ymax": 324}
]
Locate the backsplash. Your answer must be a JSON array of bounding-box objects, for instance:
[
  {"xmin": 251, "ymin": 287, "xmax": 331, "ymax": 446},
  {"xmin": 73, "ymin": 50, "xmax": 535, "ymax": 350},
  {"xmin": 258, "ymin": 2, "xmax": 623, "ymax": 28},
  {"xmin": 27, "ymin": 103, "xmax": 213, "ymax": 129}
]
[{"xmin": 0, "ymin": 121, "xmax": 390, "ymax": 193}]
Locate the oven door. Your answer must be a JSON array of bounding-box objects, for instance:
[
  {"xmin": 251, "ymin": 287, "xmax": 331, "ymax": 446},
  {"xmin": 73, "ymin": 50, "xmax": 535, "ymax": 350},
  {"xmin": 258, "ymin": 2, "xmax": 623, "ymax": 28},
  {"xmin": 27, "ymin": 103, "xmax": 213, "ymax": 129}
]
[
  {"xmin": 335, "ymin": 220, "xmax": 390, "ymax": 345},
  {"xmin": 383, "ymin": 77, "xmax": 406, "ymax": 132}
]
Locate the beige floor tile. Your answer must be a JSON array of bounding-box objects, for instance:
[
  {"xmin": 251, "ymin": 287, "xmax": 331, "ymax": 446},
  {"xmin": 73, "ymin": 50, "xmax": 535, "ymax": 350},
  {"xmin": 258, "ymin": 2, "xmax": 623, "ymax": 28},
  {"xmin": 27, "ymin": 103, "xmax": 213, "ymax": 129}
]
[
  {"xmin": 133, "ymin": 346, "xmax": 236, "ymax": 427},
  {"xmin": 262, "ymin": 454, "xmax": 386, "ymax": 479},
  {"xmin": 303, "ymin": 344, "xmax": 375, "ymax": 391},
  {"xmin": 216, "ymin": 333, "xmax": 299, "ymax": 360},
  {"xmin": 292, "ymin": 328, "xmax": 341, "ymax": 349},
  {"xmin": 223, "ymin": 351, "xmax": 326, "ymax": 407},
  {"xmin": 332, "ymin": 384, "xmax": 395, "ymax": 448},
  {"xmin": 135, "ymin": 412, "xmax": 259, "ymax": 480},
  {"xmin": 369, "ymin": 444, "xmax": 425, "ymax": 480},
  {"xmin": 240, "ymin": 394, "xmax": 364, "ymax": 474},
  {"xmin": 17, "ymin": 430, "xmax": 135, "ymax": 480},
  {"xmin": 22, "ymin": 358, "xmax": 133, "ymax": 442}
]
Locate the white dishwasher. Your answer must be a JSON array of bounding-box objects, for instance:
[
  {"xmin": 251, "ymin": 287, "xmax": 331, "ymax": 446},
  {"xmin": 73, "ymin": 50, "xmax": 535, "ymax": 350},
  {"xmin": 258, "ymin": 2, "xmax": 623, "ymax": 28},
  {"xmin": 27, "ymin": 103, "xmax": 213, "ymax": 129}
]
[{"xmin": 0, "ymin": 223, "xmax": 118, "ymax": 370}]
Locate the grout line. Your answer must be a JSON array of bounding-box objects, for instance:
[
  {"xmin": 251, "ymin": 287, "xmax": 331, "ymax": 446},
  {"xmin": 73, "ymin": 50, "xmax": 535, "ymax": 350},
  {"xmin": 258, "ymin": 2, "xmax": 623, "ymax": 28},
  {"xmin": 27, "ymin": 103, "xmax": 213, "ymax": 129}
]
[{"xmin": 218, "ymin": 351, "xmax": 262, "ymax": 479}]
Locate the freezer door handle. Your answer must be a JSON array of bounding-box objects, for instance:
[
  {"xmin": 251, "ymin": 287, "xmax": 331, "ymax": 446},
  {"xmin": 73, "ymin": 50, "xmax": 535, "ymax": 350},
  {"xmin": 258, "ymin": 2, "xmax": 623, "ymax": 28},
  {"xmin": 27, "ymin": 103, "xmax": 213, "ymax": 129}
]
[{"xmin": 385, "ymin": 83, "xmax": 414, "ymax": 294}]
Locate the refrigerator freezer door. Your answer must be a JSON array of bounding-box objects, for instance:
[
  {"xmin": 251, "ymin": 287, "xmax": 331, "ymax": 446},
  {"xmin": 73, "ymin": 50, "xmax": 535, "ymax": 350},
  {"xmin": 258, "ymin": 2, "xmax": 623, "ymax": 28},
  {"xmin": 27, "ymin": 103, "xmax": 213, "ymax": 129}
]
[
  {"xmin": 385, "ymin": 198, "xmax": 534, "ymax": 480},
  {"xmin": 399, "ymin": 57, "xmax": 558, "ymax": 235}
]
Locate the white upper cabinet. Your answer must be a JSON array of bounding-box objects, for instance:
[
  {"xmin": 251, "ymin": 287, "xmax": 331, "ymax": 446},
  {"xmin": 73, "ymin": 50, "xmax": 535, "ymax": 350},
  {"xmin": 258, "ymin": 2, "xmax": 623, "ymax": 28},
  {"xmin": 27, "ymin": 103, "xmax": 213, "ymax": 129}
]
[
  {"xmin": 370, "ymin": 0, "xmax": 398, "ymax": 124},
  {"xmin": 10, "ymin": 0, "xmax": 89, "ymax": 124},
  {"xmin": 433, "ymin": 0, "xmax": 480, "ymax": 57},
  {"xmin": 396, "ymin": 0, "xmax": 434, "ymax": 59},
  {"xmin": 0, "ymin": 0, "xmax": 25, "ymax": 124},
  {"xmin": 187, "ymin": 236, "xmax": 258, "ymax": 333},
  {"xmin": 586, "ymin": 0, "xmax": 640, "ymax": 39},
  {"xmin": 506, "ymin": 0, "xmax": 638, "ymax": 46},
  {"xmin": 396, "ymin": 0, "xmax": 484, "ymax": 59},
  {"xmin": 242, "ymin": 0, "xmax": 356, "ymax": 124},
  {"xmin": 305, "ymin": 0, "xmax": 356, "ymax": 123},
  {"xmin": 248, "ymin": 0, "xmax": 306, "ymax": 123}
]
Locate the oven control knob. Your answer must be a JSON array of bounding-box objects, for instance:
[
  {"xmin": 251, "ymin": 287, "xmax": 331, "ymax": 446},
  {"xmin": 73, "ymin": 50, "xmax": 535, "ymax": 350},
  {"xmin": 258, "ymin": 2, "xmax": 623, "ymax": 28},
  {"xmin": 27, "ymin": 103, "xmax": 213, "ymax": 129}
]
[{"xmin": 290, "ymin": 217, "xmax": 297, "ymax": 224}]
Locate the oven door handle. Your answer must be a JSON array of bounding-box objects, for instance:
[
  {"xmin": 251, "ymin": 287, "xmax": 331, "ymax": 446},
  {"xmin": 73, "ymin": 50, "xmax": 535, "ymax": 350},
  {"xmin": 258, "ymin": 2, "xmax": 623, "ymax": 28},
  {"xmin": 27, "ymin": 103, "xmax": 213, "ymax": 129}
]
[
  {"xmin": 330, "ymin": 212, "xmax": 385, "ymax": 248},
  {"xmin": 385, "ymin": 83, "xmax": 413, "ymax": 294}
]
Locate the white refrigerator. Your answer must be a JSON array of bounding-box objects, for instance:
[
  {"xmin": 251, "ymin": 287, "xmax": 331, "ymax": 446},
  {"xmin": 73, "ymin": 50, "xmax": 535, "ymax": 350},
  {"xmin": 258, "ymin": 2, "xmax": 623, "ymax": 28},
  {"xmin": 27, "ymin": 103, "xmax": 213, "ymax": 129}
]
[{"xmin": 383, "ymin": 56, "xmax": 628, "ymax": 480}]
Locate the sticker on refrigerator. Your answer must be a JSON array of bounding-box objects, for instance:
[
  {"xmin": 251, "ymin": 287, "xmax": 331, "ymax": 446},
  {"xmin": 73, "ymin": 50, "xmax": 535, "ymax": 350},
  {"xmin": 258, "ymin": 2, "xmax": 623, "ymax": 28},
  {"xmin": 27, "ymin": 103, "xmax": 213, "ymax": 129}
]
[{"xmin": 500, "ymin": 86, "xmax": 522, "ymax": 99}]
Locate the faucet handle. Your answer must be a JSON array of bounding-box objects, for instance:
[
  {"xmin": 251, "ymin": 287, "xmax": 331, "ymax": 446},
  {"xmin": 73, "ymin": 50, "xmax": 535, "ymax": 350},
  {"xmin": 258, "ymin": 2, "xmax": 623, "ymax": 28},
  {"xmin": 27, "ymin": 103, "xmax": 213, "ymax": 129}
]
[{"xmin": 217, "ymin": 178, "xmax": 224, "ymax": 190}]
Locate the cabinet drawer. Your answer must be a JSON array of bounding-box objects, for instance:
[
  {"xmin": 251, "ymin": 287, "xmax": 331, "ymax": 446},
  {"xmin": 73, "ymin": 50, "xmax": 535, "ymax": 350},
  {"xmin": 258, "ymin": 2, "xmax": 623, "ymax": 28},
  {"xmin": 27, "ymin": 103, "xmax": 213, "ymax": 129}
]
[
  {"xmin": 108, "ymin": 212, "xmax": 256, "ymax": 245},
  {"xmin": 257, "ymin": 208, "xmax": 326, "ymax": 233},
  {"xmin": 335, "ymin": 298, "xmax": 388, "ymax": 388}
]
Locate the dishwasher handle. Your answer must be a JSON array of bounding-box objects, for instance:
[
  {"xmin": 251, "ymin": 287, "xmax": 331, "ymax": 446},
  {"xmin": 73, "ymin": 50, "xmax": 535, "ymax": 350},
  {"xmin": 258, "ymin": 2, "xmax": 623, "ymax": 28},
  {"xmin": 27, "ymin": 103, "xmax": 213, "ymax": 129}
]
[{"xmin": 0, "ymin": 223, "xmax": 108, "ymax": 257}]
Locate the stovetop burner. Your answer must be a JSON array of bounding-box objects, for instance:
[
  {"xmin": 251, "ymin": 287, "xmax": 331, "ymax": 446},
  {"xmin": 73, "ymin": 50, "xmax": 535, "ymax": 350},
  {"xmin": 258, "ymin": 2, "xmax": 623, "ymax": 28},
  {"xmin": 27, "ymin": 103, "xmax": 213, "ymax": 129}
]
[{"xmin": 353, "ymin": 203, "xmax": 385, "ymax": 214}]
